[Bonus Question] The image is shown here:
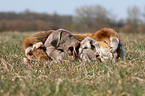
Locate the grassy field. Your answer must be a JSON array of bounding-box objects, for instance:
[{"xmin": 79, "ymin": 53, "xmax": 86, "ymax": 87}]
[{"xmin": 0, "ymin": 32, "xmax": 145, "ymax": 96}]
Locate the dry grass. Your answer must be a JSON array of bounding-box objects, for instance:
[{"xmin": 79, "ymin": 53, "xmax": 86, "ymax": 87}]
[{"xmin": 0, "ymin": 32, "xmax": 145, "ymax": 96}]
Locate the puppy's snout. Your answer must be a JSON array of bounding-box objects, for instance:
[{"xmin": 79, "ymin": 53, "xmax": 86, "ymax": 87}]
[{"xmin": 67, "ymin": 46, "xmax": 74, "ymax": 55}]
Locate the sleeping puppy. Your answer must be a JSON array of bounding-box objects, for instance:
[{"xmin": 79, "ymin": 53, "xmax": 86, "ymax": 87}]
[
  {"xmin": 73, "ymin": 28, "xmax": 124, "ymax": 61},
  {"xmin": 73, "ymin": 37, "xmax": 100, "ymax": 62},
  {"xmin": 73, "ymin": 37, "xmax": 113, "ymax": 62},
  {"xmin": 23, "ymin": 30, "xmax": 54, "ymax": 61},
  {"xmin": 23, "ymin": 28, "xmax": 124, "ymax": 62},
  {"xmin": 73, "ymin": 28, "xmax": 119, "ymax": 51},
  {"xmin": 23, "ymin": 29, "xmax": 80, "ymax": 61}
]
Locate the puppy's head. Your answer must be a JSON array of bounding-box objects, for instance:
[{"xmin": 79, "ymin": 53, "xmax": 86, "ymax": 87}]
[{"xmin": 73, "ymin": 37, "xmax": 101, "ymax": 60}]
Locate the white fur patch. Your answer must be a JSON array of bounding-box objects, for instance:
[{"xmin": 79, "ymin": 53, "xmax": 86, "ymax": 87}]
[
  {"xmin": 81, "ymin": 38, "xmax": 91, "ymax": 49},
  {"xmin": 58, "ymin": 29, "xmax": 71, "ymax": 34},
  {"xmin": 33, "ymin": 42, "xmax": 43, "ymax": 49},
  {"xmin": 110, "ymin": 37, "xmax": 119, "ymax": 53},
  {"xmin": 81, "ymin": 37, "xmax": 98, "ymax": 49},
  {"xmin": 99, "ymin": 47, "xmax": 113, "ymax": 62},
  {"xmin": 79, "ymin": 37, "xmax": 120, "ymax": 62},
  {"xmin": 25, "ymin": 47, "xmax": 33, "ymax": 56},
  {"xmin": 58, "ymin": 29, "xmax": 68, "ymax": 31}
]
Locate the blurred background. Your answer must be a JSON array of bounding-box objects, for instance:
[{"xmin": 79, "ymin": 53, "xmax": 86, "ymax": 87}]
[{"xmin": 0, "ymin": 0, "xmax": 145, "ymax": 33}]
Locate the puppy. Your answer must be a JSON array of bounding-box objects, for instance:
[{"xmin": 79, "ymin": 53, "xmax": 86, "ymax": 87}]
[
  {"xmin": 23, "ymin": 30, "xmax": 54, "ymax": 61},
  {"xmin": 23, "ymin": 28, "xmax": 124, "ymax": 62},
  {"xmin": 23, "ymin": 29, "xmax": 80, "ymax": 61},
  {"xmin": 73, "ymin": 37, "xmax": 113, "ymax": 62},
  {"xmin": 23, "ymin": 29, "xmax": 88, "ymax": 61},
  {"xmin": 73, "ymin": 28, "xmax": 124, "ymax": 61}
]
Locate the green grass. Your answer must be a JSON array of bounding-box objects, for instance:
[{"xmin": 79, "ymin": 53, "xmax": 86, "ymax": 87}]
[{"xmin": 0, "ymin": 32, "xmax": 145, "ymax": 96}]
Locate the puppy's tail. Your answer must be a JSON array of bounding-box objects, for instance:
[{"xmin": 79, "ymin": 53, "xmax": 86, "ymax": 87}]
[{"xmin": 118, "ymin": 43, "xmax": 125, "ymax": 59}]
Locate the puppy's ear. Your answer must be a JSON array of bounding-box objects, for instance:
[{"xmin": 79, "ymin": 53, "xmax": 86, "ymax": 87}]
[{"xmin": 73, "ymin": 43, "xmax": 80, "ymax": 59}]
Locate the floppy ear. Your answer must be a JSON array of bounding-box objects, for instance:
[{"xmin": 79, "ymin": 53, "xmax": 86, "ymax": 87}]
[
  {"xmin": 48, "ymin": 30, "xmax": 63, "ymax": 47},
  {"xmin": 56, "ymin": 29, "xmax": 71, "ymax": 47},
  {"xmin": 56, "ymin": 30, "xmax": 62, "ymax": 47},
  {"xmin": 73, "ymin": 43, "xmax": 80, "ymax": 59}
]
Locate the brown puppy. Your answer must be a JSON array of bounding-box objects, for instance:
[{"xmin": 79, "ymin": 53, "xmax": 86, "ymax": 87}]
[
  {"xmin": 23, "ymin": 30, "xmax": 54, "ymax": 61},
  {"xmin": 23, "ymin": 28, "xmax": 123, "ymax": 62},
  {"xmin": 73, "ymin": 37, "xmax": 101, "ymax": 62},
  {"xmin": 73, "ymin": 28, "xmax": 119, "ymax": 49},
  {"xmin": 23, "ymin": 29, "xmax": 80, "ymax": 61},
  {"xmin": 90, "ymin": 28, "xmax": 124, "ymax": 61},
  {"xmin": 73, "ymin": 28, "xmax": 124, "ymax": 61}
]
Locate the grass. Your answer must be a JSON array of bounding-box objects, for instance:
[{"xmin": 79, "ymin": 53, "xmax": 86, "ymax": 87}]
[{"xmin": 0, "ymin": 32, "xmax": 145, "ymax": 96}]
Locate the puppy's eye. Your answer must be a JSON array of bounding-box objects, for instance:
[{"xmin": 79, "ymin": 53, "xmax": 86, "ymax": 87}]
[
  {"xmin": 84, "ymin": 47, "xmax": 88, "ymax": 49},
  {"xmin": 69, "ymin": 35, "xmax": 73, "ymax": 37},
  {"xmin": 104, "ymin": 41, "xmax": 108, "ymax": 44}
]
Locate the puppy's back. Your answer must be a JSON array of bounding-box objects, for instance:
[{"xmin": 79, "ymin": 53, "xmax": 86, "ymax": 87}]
[{"xmin": 23, "ymin": 30, "xmax": 54, "ymax": 50}]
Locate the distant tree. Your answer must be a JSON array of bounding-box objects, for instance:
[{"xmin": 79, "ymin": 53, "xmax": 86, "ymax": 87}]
[
  {"xmin": 127, "ymin": 6, "xmax": 140, "ymax": 28},
  {"xmin": 142, "ymin": 7, "xmax": 145, "ymax": 23},
  {"xmin": 0, "ymin": 11, "xmax": 73, "ymax": 32},
  {"xmin": 74, "ymin": 5, "xmax": 114, "ymax": 32}
]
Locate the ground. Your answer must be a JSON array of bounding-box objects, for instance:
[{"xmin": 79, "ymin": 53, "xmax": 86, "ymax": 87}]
[{"xmin": 0, "ymin": 32, "xmax": 145, "ymax": 96}]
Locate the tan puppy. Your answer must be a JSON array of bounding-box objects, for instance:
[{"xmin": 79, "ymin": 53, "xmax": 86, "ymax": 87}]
[
  {"xmin": 73, "ymin": 28, "xmax": 124, "ymax": 61},
  {"xmin": 23, "ymin": 29, "xmax": 80, "ymax": 61},
  {"xmin": 75, "ymin": 37, "xmax": 101, "ymax": 61},
  {"xmin": 73, "ymin": 28, "xmax": 119, "ymax": 51},
  {"xmin": 23, "ymin": 30, "xmax": 54, "ymax": 61},
  {"xmin": 91, "ymin": 28, "xmax": 124, "ymax": 61},
  {"xmin": 73, "ymin": 37, "xmax": 112, "ymax": 62},
  {"xmin": 23, "ymin": 28, "xmax": 123, "ymax": 62}
]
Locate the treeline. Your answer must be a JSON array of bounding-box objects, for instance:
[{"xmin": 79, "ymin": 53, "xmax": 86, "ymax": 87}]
[
  {"xmin": 0, "ymin": 10, "xmax": 72, "ymax": 31},
  {"xmin": 0, "ymin": 5, "xmax": 145, "ymax": 33}
]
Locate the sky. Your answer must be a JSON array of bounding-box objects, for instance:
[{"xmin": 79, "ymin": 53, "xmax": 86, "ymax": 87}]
[{"xmin": 0, "ymin": 0, "xmax": 145, "ymax": 19}]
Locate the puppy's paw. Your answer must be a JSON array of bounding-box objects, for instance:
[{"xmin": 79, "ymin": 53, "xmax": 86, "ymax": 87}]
[
  {"xmin": 25, "ymin": 47, "xmax": 36, "ymax": 60},
  {"xmin": 25, "ymin": 47, "xmax": 33, "ymax": 56},
  {"xmin": 33, "ymin": 42, "xmax": 44, "ymax": 50}
]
